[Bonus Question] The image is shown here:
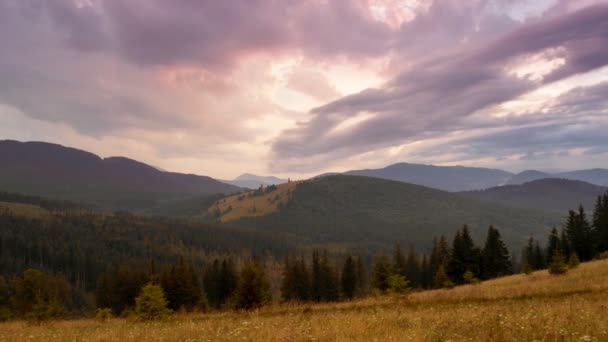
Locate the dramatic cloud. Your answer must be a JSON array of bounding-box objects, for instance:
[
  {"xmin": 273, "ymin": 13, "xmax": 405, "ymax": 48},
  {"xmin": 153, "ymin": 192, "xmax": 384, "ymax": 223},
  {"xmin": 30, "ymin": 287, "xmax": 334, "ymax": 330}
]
[
  {"xmin": 271, "ymin": 1, "xmax": 608, "ymax": 172},
  {"xmin": 0, "ymin": 0, "xmax": 606, "ymax": 178}
]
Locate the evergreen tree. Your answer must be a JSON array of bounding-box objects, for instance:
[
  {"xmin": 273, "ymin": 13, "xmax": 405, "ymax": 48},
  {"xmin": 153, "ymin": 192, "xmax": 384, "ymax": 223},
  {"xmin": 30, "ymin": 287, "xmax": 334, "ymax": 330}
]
[
  {"xmin": 372, "ymin": 255, "xmax": 391, "ymax": 293},
  {"xmin": 356, "ymin": 256, "xmax": 368, "ymax": 295},
  {"xmin": 341, "ymin": 255, "xmax": 358, "ymax": 299},
  {"xmin": 433, "ymin": 263, "xmax": 451, "ymax": 288},
  {"xmin": 203, "ymin": 259, "xmax": 221, "ymax": 309},
  {"xmin": 430, "ymin": 236, "xmax": 450, "ymax": 278},
  {"xmin": 134, "ymin": 283, "xmax": 171, "ymax": 320},
  {"xmin": 218, "ymin": 260, "xmax": 238, "ymax": 306},
  {"xmin": 96, "ymin": 264, "xmax": 149, "ymax": 315},
  {"xmin": 546, "ymin": 227, "xmax": 560, "ymax": 264},
  {"xmin": 559, "ymin": 229, "xmax": 571, "ymax": 260},
  {"xmin": 392, "ymin": 244, "xmax": 406, "ymax": 276},
  {"xmin": 534, "ymin": 241, "xmax": 546, "ymax": 269},
  {"xmin": 593, "ymin": 192, "xmax": 608, "ymax": 253},
  {"xmin": 404, "ymin": 248, "xmax": 421, "ymax": 288},
  {"xmin": 160, "ymin": 257, "xmax": 202, "ymax": 311},
  {"xmin": 233, "ymin": 263, "xmax": 270, "ymax": 310},
  {"xmin": 310, "ymin": 251, "xmax": 339, "ymax": 302},
  {"xmin": 281, "ymin": 256, "xmax": 311, "ymax": 302},
  {"xmin": 420, "ymin": 255, "xmax": 432, "ymax": 289},
  {"xmin": 481, "ymin": 226, "xmax": 511, "ymax": 280},
  {"xmin": 448, "ymin": 226, "xmax": 480, "ymax": 284},
  {"xmin": 566, "ymin": 206, "xmax": 594, "ymax": 261}
]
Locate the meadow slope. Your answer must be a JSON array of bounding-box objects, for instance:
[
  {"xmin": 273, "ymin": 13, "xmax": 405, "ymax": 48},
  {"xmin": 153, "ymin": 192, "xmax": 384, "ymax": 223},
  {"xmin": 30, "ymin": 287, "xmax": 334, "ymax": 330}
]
[{"xmin": 2, "ymin": 259, "xmax": 607, "ymax": 341}]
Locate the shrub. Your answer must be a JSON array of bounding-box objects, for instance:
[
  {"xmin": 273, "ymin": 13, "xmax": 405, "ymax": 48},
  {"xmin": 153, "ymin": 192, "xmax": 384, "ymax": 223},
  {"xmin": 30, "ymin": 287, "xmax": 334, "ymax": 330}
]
[
  {"xmin": 463, "ymin": 270, "xmax": 480, "ymax": 285},
  {"xmin": 548, "ymin": 254, "xmax": 568, "ymax": 275},
  {"xmin": 568, "ymin": 253, "xmax": 580, "ymax": 268},
  {"xmin": 95, "ymin": 308, "xmax": 113, "ymax": 321},
  {"xmin": 387, "ymin": 274, "xmax": 410, "ymax": 293},
  {"xmin": 134, "ymin": 283, "xmax": 171, "ymax": 320}
]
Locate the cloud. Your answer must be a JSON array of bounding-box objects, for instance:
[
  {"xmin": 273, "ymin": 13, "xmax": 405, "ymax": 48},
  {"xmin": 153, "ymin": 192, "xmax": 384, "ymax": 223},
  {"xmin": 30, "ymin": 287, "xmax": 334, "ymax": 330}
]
[{"xmin": 271, "ymin": 2, "xmax": 608, "ymax": 172}]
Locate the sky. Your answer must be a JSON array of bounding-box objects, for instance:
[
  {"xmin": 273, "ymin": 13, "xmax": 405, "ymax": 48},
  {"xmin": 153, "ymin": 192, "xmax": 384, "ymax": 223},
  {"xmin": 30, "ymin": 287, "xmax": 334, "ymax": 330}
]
[{"xmin": 0, "ymin": 0, "xmax": 607, "ymax": 179}]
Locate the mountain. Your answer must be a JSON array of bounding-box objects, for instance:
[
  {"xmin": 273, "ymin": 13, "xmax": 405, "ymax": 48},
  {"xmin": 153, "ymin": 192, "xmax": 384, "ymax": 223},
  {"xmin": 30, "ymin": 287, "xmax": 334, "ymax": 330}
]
[
  {"xmin": 461, "ymin": 178, "xmax": 607, "ymax": 214},
  {"xmin": 506, "ymin": 169, "xmax": 608, "ymax": 186},
  {"xmin": 504, "ymin": 170, "xmax": 551, "ymax": 185},
  {"xmin": 0, "ymin": 140, "xmax": 240, "ymax": 209},
  {"xmin": 332, "ymin": 163, "xmax": 513, "ymax": 192},
  {"xmin": 556, "ymin": 169, "xmax": 608, "ymax": 186},
  {"xmin": 211, "ymin": 175, "xmax": 560, "ymax": 251},
  {"xmin": 222, "ymin": 173, "xmax": 287, "ymax": 189}
]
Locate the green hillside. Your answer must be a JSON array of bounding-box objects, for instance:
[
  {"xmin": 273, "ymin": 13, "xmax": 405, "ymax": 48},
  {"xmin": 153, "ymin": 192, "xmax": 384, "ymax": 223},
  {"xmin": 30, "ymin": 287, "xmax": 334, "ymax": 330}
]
[{"xmin": 233, "ymin": 176, "xmax": 561, "ymax": 251}]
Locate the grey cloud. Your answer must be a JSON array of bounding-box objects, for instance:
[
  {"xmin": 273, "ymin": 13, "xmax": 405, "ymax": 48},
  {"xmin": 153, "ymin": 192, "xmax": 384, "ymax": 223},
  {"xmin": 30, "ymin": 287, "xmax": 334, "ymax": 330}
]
[{"xmin": 271, "ymin": 2, "xmax": 608, "ymax": 171}]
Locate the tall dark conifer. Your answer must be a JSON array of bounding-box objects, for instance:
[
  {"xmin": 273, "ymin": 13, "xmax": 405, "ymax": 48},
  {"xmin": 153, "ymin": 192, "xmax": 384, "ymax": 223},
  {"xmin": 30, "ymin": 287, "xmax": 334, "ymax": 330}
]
[
  {"xmin": 566, "ymin": 206, "xmax": 594, "ymax": 261},
  {"xmin": 448, "ymin": 225, "xmax": 480, "ymax": 283},
  {"xmin": 593, "ymin": 192, "xmax": 608, "ymax": 253},
  {"xmin": 341, "ymin": 256, "xmax": 358, "ymax": 299},
  {"xmin": 481, "ymin": 226, "xmax": 511, "ymax": 280},
  {"xmin": 546, "ymin": 227, "xmax": 560, "ymax": 264}
]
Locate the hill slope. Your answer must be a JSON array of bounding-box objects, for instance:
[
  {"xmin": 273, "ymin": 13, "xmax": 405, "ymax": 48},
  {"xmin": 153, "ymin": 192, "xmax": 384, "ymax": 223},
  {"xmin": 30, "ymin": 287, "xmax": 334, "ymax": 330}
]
[
  {"xmin": 0, "ymin": 140, "xmax": 240, "ymax": 209},
  {"xmin": 461, "ymin": 178, "xmax": 606, "ymax": 213},
  {"xmin": 227, "ymin": 176, "xmax": 560, "ymax": 251},
  {"xmin": 335, "ymin": 163, "xmax": 513, "ymax": 191}
]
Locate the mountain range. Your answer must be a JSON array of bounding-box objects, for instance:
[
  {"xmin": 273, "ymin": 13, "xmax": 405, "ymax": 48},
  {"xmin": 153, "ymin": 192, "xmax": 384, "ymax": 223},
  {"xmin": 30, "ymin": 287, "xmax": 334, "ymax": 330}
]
[
  {"xmin": 321, "ymin": 163, "xmax": 608, "ymax": 191},
  {"xmin": 221, "ymin": 173, "xmax": 287, "ymax": 189},
  {"xmin": 0, "ymin": 140, "xmax": 240, "ymax": 209}
]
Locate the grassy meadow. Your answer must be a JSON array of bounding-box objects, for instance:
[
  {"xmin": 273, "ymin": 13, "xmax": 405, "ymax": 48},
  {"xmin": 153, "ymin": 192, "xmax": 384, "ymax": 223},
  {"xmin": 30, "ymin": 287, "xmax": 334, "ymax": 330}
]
[{"xmin": 1, "ymin": 259, "xmax": 607, "ymax": 341}]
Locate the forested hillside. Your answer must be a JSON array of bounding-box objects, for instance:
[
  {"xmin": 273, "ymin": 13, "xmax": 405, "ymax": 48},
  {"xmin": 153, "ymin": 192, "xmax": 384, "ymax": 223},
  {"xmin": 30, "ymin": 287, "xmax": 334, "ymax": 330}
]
[
  {"xmin": 460, "ymin": 179, "xmax": 607, "ymax": 213},
  {"xmin": 232, "ymin": 176, "xmax": 561, "ymax": 251}
]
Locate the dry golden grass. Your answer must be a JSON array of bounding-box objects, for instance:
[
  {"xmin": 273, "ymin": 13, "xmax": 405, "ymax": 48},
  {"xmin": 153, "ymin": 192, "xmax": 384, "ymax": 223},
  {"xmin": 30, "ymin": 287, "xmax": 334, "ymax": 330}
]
[
  {"xmin": 0, "ymin": 201, "xmax": 49, "ymax": 219},
  {"xmin": 2, "ymin": 259, "xmax": 608, "ymax": 341},
  {"xmin": 209, "ymin": 181, "xmax": 299, "ymax": 222}
]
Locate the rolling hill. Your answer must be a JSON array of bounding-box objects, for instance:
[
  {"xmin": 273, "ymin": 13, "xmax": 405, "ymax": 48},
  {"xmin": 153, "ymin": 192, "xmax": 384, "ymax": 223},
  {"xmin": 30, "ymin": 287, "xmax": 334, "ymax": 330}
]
[
  {"xmin": 0, "ymin": 140, "xmax": 240, "ymax": 209},
  {"xmin": 460, "ymin": 178, "xmax": 607, "ymax": 213},
  {"xmin": 330, "ymin": 163, "xmax": 514, "ymax": 191},
  {"xmin": 212, "ymin": 175, "xmax": 561, "ymax": 252}
]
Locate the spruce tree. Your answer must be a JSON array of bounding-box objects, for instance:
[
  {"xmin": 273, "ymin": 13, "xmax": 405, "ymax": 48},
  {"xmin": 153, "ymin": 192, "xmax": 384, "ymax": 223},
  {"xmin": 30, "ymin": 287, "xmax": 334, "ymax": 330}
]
[
  {"xmin": 559, "ymin": 229, "xmax": 570, "ymax": 259},
  {"xmin": 448, "ymin": 225, "xmax": 480, "ymax": 284},
  {"xmin": 341, "ymin": 256, "xmax": 358, "ymax": 299},
  {"xmin": 160, "ymin": 257, "xmax": 202, "ymax": 311},
  {"xmin": 203, "ymin": 259, "xmax": 221, "ymax": 309},
  {"xmin": 233, "ymin": 263, "xmax": 270, "ymax": 310},
  {"xmin": 481, "ymin": 226, "xmax": 511, "ymax": 280},
  {"xmin": 311, "ymin": 251, "xmax": 322, "ymax": 301},
  {"xmin": 566, "ymin": 206, "xmax": 595, "ymax": 261},
  {"xmin": 593, "ymin": 192, "xmax": 608, "ymax": 253},
  {"xmin": 546, "ymin": 227, "xmax": 560, "ymax": 264},
  {"xmin": 372, "ymin": 255, "xmax": 391, "ymax": 293},
  {"xmin": 392, "ymin": 244, "xmax": 406, "ymax": 276},
  {"xmin": 356, "ymin": 256, "xmax": 368, "ymax": 295},
  {"xmin": 405, "ymin": 248, "xmax": 421, "ymax": 288}
]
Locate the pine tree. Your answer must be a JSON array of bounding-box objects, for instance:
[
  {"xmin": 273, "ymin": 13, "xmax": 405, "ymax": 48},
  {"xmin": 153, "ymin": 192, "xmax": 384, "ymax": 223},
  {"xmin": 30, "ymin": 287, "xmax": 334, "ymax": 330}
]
[
  {"xmin": 433, "ymin": 263, "xmax": 451, "ymax": 288},
  {"xmin": 420, "ymin": 254, "xmax": 432, "ymax": 289},
  {"xmin": 203, "ymin": 259, "xmax": 221, "ymax": 309},
  {"xmin": 134, "ymin": 283, "xmax": 171, "ymax": 320},
  {"xmin": 233, "ymin": 263, "xmax": 270, "ymax": 310},
  {"xmin": 373, "ymin": 255, "xmax": 391, "ymax": 293},
  {"xmin": 481, "ymin": 226, "xmax": 511, "ymax": 280},
  {"xmin": 281, "ymin": 256, "xmax": 310, "ymax": 302},
  {"xmin": 593, "ymin": 192, "xmax": 608, "ymax": 253},
  {"xmin": 448, "ymin": 225, "xmax": 480, "ymax": 284},
  {"xmin": 341, "ymin": 256, "xmax": 358, "ymax": 299},
  {"xmin": 392, "ymin": 244, "xmax": 406, "ymax": 276},
  {"xmin": 311, "ymin": 251, "xmax": 339, "ymax": 302},
  {"xmin": 546, "ymin": 227, "xmax": 560, "ymax": 264},
  {"xmin": 566, "ymin": 206, "xmax": 595, "ymax": 261},
  {"xmin": 218, "ymin": 259, "xmax": 238, "ymax": 306},
  {"xmin": 160, "ymin": 257, "xmax": 202, "ymax": 311},
  {"xmin": 405, "ymin": 247, "xmax": 421, "ymax": 288},
  {"xmin": 534, "ymin": 241, "xmax": 546, "ymax": 269},
  {"xmin": 559, "ymin": 229, "xmax": 570, "ymax": 259},
  {"xmin": 356, "ymin": 256, "xmax": 368, "ymax": 295},
  {"xmin": 311, "ymin": 251, "xmax": 322, "ymax": 301}
]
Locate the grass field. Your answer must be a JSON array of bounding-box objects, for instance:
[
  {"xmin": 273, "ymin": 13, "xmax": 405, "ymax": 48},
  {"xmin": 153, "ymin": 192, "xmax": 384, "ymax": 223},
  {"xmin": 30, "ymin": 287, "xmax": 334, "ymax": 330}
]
[
  {"xmin": 1, "ymin": 259, "xmax": 607, "ymax": 341},
  {"xmin": 208, "ymin": 181, "xmax": 299, "ymax": 222},
  {"xmin": 0, "ymin": 201, "xmax": 49, "ymax": 219}
]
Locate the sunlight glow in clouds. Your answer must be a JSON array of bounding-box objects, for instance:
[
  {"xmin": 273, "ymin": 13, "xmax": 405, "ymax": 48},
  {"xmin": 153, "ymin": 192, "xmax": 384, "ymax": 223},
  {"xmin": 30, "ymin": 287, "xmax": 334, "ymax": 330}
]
[{"xmin": 0, "ymin": 0, "xmax": 607, "ymax": 179}]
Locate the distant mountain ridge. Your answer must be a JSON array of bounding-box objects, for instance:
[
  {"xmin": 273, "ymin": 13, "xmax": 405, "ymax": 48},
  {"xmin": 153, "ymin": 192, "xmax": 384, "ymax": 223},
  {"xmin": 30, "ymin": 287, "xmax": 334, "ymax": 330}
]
[
  {"xmin": 505, "ymin": 169, "xmax": 608, "ymax": 186},
  {"xmin": 321, "ymin": 163, "xmax": 608, "ymax": 191},
  {"xmin": 0, "ymin": 140, "xmax": 240, "ymax": 209},
  {"xmin": 460, "ymin": 178, "xmax": 607, "ymax": 213},
  {"xmin": 222, "ymin": 173, "xmax": 287, "ymax": 189},
  {"xmin": 330, "ymin": 163, "xmax": 513, "ymax": 191}
]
